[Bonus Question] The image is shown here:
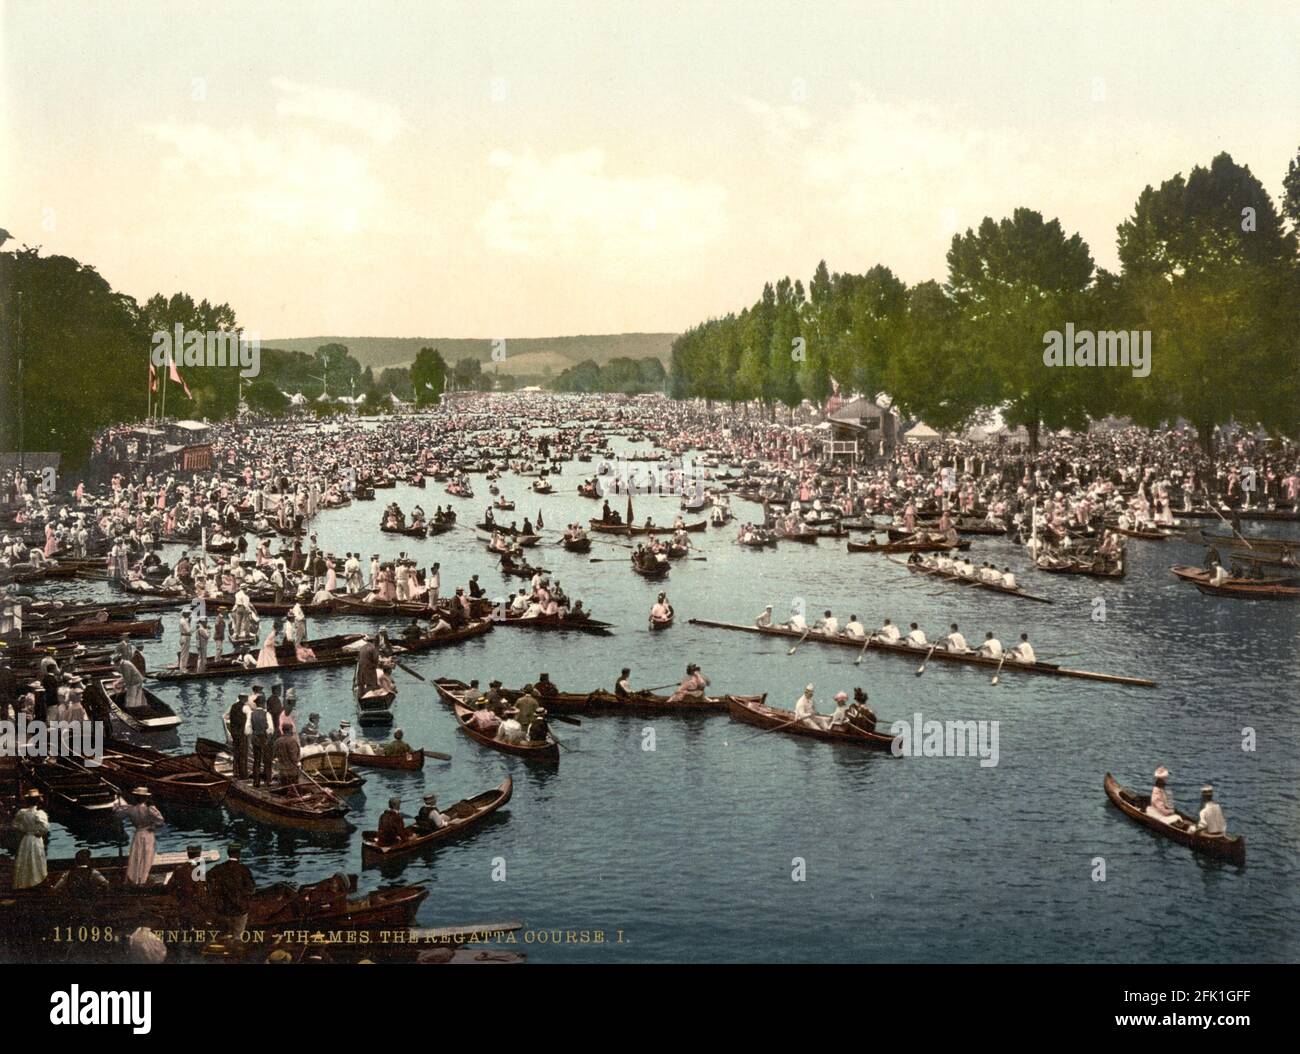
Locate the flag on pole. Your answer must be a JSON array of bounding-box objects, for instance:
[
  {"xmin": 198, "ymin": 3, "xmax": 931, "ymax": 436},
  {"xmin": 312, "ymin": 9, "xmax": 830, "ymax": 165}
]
[
  {"xmin": 169, "ymin": 353, "xmax": 192, "ymax": 398},
  {"xmin": 149, "ymin": 361, "xmax": 159, "ymax": 392}
]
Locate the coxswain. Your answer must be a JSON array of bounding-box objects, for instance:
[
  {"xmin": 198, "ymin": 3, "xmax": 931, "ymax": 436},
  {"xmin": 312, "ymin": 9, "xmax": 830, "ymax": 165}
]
[
  {"xmin": 1008, "ymin": 632, "xmax": 1036, "ymax": 663},
  {"xmin": 755, "ymin": 604, "xmax": 774, "ymax": 628}
]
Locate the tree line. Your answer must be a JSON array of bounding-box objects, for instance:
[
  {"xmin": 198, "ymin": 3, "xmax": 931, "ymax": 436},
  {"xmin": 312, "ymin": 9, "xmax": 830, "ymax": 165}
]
[{"xmin": 669, "ymin": 150, "xmax": 1300, "ymax": 451}]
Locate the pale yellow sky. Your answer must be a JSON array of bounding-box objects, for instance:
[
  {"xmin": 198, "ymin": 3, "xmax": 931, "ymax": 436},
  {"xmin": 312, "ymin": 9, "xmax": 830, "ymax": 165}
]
[{"xmin": 3, "ymin": 0, "xmax": 1298, "ymax": 338}]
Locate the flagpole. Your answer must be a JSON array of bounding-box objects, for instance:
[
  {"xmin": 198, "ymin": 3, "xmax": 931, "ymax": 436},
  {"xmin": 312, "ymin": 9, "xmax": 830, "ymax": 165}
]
[{"xmin": 161, "ymin": 349, "xmax": 169, "ymax": 421}]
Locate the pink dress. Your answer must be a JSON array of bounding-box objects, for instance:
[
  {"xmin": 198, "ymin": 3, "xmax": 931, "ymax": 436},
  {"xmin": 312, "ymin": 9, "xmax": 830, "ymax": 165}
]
[
  {"xmin": 114, "ymin": 801, "xmax": 164, "ymax": 885},
  {"xmin": 256, "ymin": 631, "xmax": 279, "ymax": 667}
]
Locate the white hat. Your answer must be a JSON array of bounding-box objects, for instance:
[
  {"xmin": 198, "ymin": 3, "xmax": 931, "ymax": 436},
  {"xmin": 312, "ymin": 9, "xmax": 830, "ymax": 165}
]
[
  {"xmin": 804, "ymin": 684, "xmax": 815, "ymax": 693},
  {"xmin": 1153, "ymin": 765, "xmax": 1170, "ymax": 780}
]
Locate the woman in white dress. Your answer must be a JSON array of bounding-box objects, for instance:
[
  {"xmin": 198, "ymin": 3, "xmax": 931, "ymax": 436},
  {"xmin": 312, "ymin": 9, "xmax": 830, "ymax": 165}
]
[
  {"xmin": 11, "ymin": 790, "xmax": 50, "ymax": 889},
  {"xmin": 113, "ymin": 788, "xmax": 164, "ymax": 885}
]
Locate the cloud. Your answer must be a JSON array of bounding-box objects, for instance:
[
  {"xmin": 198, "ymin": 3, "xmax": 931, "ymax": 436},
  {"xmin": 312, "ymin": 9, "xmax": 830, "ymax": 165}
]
[
  {"xmin": 479, "ymin": 148, "xmax": 726, "ymax": 256},
  {"xmin": 142, "ymin": 120, "xmax": 380, "ymax": 238},
  {"xmin": 271, "ymin": 77, "xmax": 404, "ymax": 144}
]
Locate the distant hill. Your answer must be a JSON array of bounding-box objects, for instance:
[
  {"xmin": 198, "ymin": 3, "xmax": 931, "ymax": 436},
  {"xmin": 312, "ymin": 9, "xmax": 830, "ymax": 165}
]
[{"xmin": 264, "ymin": 334, "xmax": 678, "ymax": 377}]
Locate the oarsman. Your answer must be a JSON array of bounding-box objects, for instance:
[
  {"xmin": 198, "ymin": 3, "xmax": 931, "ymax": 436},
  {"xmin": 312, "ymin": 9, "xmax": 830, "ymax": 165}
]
[
  {"xmin": 786, "ymin": 606, "xmax": 808, "ymax": 633},
  {"xmin": 377, "ymin": 797, "xmax": 410, "ymax": 846},
  {"xmin": 415, "ymin": 794, "xmax": 449, "ymax": 832},
  {"xmin": 848, "ymin": 687, "xmax": 877, "ymax": 731},
  {"xmin": 614, "ymin": 667, "xmax": 634, "ymax": 698},
  {"xmin": 905, "ymin": 622, "xmax": 928, "ymax": 648},
  {"xmin": 940, "ymin": 622, "xmax": 969, "ymax": 653},
  {"xmin": 793, "ymin": 684, "xmax": 819, "ymax": 727},
  {"xmin": 873, "ymin": 618, "xmax": 901, "ymax": 644},
  {"xmin": 816, "ymin": 609, "xmax": 839, "ymax": 635},
  {"xmin": 1008, "ymin": 633, "xmax": 1036, "ymax": 664},
  {"xmin": 1000, "ymin": 567, "xmax": 1017, "ymax": 590},
  {"xmin": 1194, "ymin": 786, "xmax": 1228, "ymax": 835},
  {"xmin": 977, "ymin": 631, "xmax": 1004, "ymax": 659},
  {"xmin": 842, "ymin": 614, "xmax": 866, "ymax": 639},
  {"xmin": 526, "ymin": 706, "xmax": 552, "ymax": 743}
]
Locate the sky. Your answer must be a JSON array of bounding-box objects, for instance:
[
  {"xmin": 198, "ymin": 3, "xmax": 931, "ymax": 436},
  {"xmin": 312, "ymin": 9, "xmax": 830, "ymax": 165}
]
[{"xmin": 2, "ymin": 0, "xmax": 1298, "ymax": 339}]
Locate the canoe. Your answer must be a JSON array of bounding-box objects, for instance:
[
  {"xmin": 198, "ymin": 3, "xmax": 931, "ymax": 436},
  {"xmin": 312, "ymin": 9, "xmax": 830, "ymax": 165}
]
[
  {"xmin": 186, "ymin": 741, "xmax": 353, "ymax": 830},
  {"xmin": 348, "ymin": 748, "xmax": 426, "ymax": 772},
  {"xmin": 589, "ymin": 519, "xmax": 706, "ymax": 535},
  {"xmin": 686, "ymin": 619, "xmax": 1157, "ymax": 688},
  {"xmin": 452, "ymin": 701, "xmax": 560, "ymax": 764},
  {"xmin": 649, "ymin": 613, "xmax": 674, "ymax": 630},
  {"xmin": 891, "ymin": 557, "xmax": 1052, "ymax": 603},
  {"xmin": 1035, "ymin": 556, "xmax": 1125, "ymax": 578},
  {"xmin": 1180, "ymin": 507, "xmax": 1299, "ymax": 523},
  {"xmin": 1103, "ymin": 773, "xmax": 1244, "ymax": 865},
  {"xmin": 394, "ymin": 619, "xmax": 494, "ymax": 652},
  {"xmin": 91, "ymin": 677, "xmax": 182, "ymax": 733},
  {"xmin": 360, "ymin": 776, "xmax": 512, "ymax": 865},
  {"xmin": 62, "ymin": 618, "xmax": 163, "ymax": 640},
  {"xmin": 847, "ymin": 538, "xmax": 970, "ymax": 554},
  {"xmin": 1192, "ymin": 529, "xmax": 1299, "ymax": 553},
  {"xmin": 727, "ymin": 695, "xmax": 896, "ymax": 751}
]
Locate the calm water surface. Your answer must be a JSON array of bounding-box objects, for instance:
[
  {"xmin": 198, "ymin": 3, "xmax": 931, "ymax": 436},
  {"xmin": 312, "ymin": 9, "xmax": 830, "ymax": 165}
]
[{"xmin": 39, "ymin": 439, "xmax": 1300, "ymax": 962}]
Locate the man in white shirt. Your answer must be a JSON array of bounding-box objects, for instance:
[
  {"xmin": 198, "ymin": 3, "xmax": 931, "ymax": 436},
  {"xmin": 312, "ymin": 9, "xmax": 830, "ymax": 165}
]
[
  {"xmin": 874, "ymin": 618, "xmax": 901, "ymax": 643},
  {"xmin": 508, "ymin": 588, "xmax": 530, "ymax": 616},
  {"xmin": 755, "ymin": 605, "xmax": 774, "ymax": 628},
  {"xmin": 941, "ymin": 622, "xmax": 969, "ymax": 653},
  {"xmin": 905, "ymin": 622, "xmax": 927, "ymax": 648},
  {"xmin": 1000, "ymin": 567, "xmax": 1017, "ymax": 589},
  {"xmin": 1008, "ymin": 633, "xmax": 1036, "ymax": 663},
  {"xmin": 786, "ymin": 608, "xmax": 808, "ymax": 633},
  {"xmin": 1194, "ymin": 786, "xmax": 1227, "ymax": 835},
  {"xmin": 977, "ymin": 631, "xmax": 1003, "ymax": 658},
  {"xmin": 842, "ymin": 614, "xmax": 866, "ymax": 639},
  {"xmin": 816, "ymin": 610, "xmax": 839, "ymax": 635},
  {"xmin": 793, "ymin": 684, "xmax": 818, "ymax": 726}
]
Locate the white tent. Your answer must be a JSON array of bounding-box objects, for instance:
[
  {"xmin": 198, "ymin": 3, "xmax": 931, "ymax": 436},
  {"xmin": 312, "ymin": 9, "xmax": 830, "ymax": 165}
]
[{"xmin": 904, "ymin": 422, "xmax": 941, "ymax": 442}]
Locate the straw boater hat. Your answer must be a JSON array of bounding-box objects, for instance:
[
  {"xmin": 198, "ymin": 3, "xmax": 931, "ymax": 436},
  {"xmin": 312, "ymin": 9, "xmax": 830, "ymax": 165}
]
[
  {"xmin": 1201, "ymin": 785, "xmax": 1214, "ymax": 798},
  {"xmin": 132, "ymin": 786, "xmax": 152, "ymax": 798},
  {"xmin": 834, "ymin": 691, "xmax": 848, "ymax": 702},
  {"xmin": 1153, "ymin": 766, "xmax": 1170, "ymax": 781},
  {"xmin": 804, "ymin": 684, "xmax": 815, "ymax": 693},
  {"xmin": 422, "ymin": 793, "xmax": 438, "ymax": 805}
]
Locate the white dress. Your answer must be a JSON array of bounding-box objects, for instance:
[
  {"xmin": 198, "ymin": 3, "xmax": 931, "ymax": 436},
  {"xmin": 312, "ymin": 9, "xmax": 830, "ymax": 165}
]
[{"xmin": 12, "ymin": 806, "xmax": 50, "ymax": 889}]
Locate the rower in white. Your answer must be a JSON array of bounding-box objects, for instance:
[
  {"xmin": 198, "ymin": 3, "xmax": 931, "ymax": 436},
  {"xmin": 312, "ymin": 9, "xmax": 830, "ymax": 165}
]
[
  {"xmin": 874, "ymin": 618, "xmax": 901, "ymax": 644},
  {"xmin": 940, "ymin": 622, "xmax": 970, "ymax": 653},
  {"xmin": 977, "ymin": 631, "xmax": 1003, "ymax": 659},
  {"xmin": 1008, "ymin": 633, "xmax": 1035, "ymax": 663}
]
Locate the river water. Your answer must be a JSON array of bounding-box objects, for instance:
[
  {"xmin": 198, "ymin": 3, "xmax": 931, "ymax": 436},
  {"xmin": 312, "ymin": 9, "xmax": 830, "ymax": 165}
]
[{"xmin": 34, "ymin": 437, "xmax": 1300, "ymax": 963}]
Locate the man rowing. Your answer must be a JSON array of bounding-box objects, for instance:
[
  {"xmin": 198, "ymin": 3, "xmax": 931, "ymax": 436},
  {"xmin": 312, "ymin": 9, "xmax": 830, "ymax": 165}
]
[
  {"xmin": 815, "ymin": 609, "xmax": 839, "ymax": 635},
  {"xmin": 842, "ymin": 613, "xmax": 866, "ymax": 639},
  {"xmin": 977, "ymin": 631, "xmax": 1003, "ymax": 658},
  {"xmin": 939, "ymin": 622, "xmax": 969, "ymax": 653},
  {"xmin": 905, "ymin": 622, "xmax": 927, "ymax": 647},
  {"xmin": 1194, "ymin": 785, "xmax": 1228, "ymax": 836},
  {"xmin": 873, "ymin": 618, "xmax": 901, "ymax": 644},
  {"xmin": 1008, "ymin": 632, "xmax": 1036, "ymax": 663}
]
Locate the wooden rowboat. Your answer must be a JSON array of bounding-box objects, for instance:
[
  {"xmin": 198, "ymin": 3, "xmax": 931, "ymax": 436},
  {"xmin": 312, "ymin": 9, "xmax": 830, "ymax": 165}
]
[
  {"xmin": 186, "ymin": 741, "xmax": 353, "ymax": 830},
  {"xmin": 1191, "ymin": 529, "xmax": 1299, "ymax": 553},
  {"xmin": 1034, "ymin": 556, "xmax": 1125, "ymax": 578},
  {"xmin": 436, "ymin": 677, "xmax": 738, "ymax": 716},
  {"xmin": 1103, "ymin": 773, "xmax": 1244, "ymax": 865},
  {"xmin": 92, "ymin": 677, "xmax": 182, "ymax": 733},
  {"xmin": 561, "ymin": 535, "xmax": 592, "ymax": 553},
  {"xmin": 92, "ymin": 742, "xmax": 230, "ymax": 807},
  {"xmin": 686, "ymin": 619, "xmax": 1157, "ymax": 688},
  {"xmin": 452, "ymin": 701, "xmax": 560, "ymax": 764},
  {"xmin": 1170, "ymin": 564, "xmax": 1298, "ymax": 598},
  {"xmin": 727, "ymin": 695, "xmax": 896, "ymax": 751},
  {"xmin": 589, "ymin": 519, "xmax": 706, "ymax": 535},
  {"xmin": 379, "ymin": 521, "xmax": 427, "ymax": 539},
  {"xmin": 632, "ymin": 558, "xmax": 669, "ymax": 578},
  {"xmin": 19, "ymin": 756, "xmax": 122, "ymax": 822},
  {"xmin": 348, "ymin": 748, "xmax": 426, "ymax": 772},
  {"xmin": 649, "ymin": 612, "xmax": 674, "ymax": 630},
  {"xmin": 361, "ymin": 776, "xmax": 512, "ymax": 865},
  {"xmin": 62, "ymin": 617, "xmax": 163, "ymax": 640}
]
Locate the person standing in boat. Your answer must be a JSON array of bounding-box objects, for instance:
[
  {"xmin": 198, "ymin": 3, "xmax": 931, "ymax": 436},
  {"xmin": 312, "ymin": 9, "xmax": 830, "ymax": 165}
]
[
  {"xmin": 112, "ymin": 787, "xmax": 164, "ymax": 885},
  {"xmin": 207, "ymin": 843, "xmax": 256, "ymax": 942},
  {"xmin": 1145, "ymin": 766, "xmax": 1180, "ymax": 825},
  {"xmin": 195, "ymin": 617, "xmax": 210, "ymax": 672},
  {"xmin": 11, "ymin": 789, "xmax": 49, "ymax": 890},
  {"xmin": 177, "ymin": 608, "xmax": 192, "ymax": 672}
]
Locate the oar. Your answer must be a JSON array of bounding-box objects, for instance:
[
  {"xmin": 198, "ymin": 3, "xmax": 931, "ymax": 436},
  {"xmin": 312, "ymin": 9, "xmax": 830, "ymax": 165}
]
[
  {"xmin": 854, "ymin": 637, "xmax": 872, "ymax": 665},
  {"xmin": 990, "ymin": 654, "xmax": 1008, "ymax": 685},
  {"xmin": 787, "ymin": 629, "xmax": 811, "ymax": 656},
  {"xmin": 1203, "ymin": 493, "xmax": 1254, "ymax": 549},
  {"xmin": 642, "ymin": 681, "xmax": 679, "ymax": 692},
  {"xmin": 736, "ymin": 714, "xmax": 805, "ymax": 741},
  {"xmin": 916, "ymin": 644, "xmax": 938, "ymax": 676},
  {"xmin": 298, "ymin": 762, "xmax": 350, "ymax": 811},
  {"xmin": 550, "ymin": 713, "xmax": 582, "ymax": 727},
  {"xmin": 394, "ymin": 660, "xmax": 426, "ymax": 682}
]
